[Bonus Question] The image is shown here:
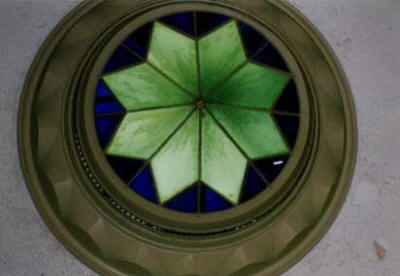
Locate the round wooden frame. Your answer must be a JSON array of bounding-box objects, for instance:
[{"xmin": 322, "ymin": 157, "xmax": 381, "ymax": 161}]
[{"xmin": 18, "ymin": 1, "xmax": 357, "ymax": 275}]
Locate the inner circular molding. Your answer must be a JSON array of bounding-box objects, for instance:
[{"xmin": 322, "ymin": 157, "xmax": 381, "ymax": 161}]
[
  {"xmin": 18, "ymin": 1, "xmax": 357, "ymax": 276},
  {"xmin": 89, "ymin": 10, "xmax": 303, "ymax": 219}
]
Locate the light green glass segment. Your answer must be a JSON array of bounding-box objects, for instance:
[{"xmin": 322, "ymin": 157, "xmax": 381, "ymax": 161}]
[
  {"xmin": 199, "ymin": 21, "xmax": 247, "ymax": 95},
  {"xmin": 209, "ymin": 63, "xmax": 292, "ymax": 109},
  {"xmin": 208, "ymin": 105, "xmax": 290, "ymax": 159},
  {"xmin": 106, "ymin": 107, "xmax": 193, "ymax": 159},
  {"xmin": 151, "ymin": 111, "xmax": 199, "ymax": 203},
  {"xmin": 103, "ymin": 64, "xmax": 192, "ymax": 111},
  {"xmin": 148, "ymin": 23, "xmax": 198, "ymax": 96},
  {"xmin": 201, "ymin": 111, "xmax": 247, "ymax": 204}
]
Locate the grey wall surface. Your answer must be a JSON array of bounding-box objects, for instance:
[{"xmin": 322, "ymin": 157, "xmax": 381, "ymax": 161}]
[{"xmin": 0, "ymin": 0, "xmax": 399, "ymax": 275}]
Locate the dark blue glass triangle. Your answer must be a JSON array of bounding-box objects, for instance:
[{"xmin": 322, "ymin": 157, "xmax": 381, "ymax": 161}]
[
  {"xmin": 160, "ymin": 12, "xmax": 196, "ymax": 36},
  {"xmin": 95, "ymin": 100, "xmax": 125, "ymax": 114},
  {"xmin": 94, "ymin": 81, "xmax": 125, "ymax": 114},
  {"xmin": 107, "ymin": 156, "xmax": 145, "ymax": 183},
  {"xmin": 274, "ymin": 115, "xmax": 299, "ymax": 149},
  {"xmin": 123, "ymin": 23, "xmax": 153, "ymax": 58},
  {"xmin": 103, "ymin": 45, "xmax": 140, "ymax": 73},
  {"xmin": 200, "ymin": 184, "xmax": 233, "ymax": 213},
  {"xmin": 165, "ymin": 184, "xmax": 198, "ymax": 213},
  {"xmin": 95, "ymin": 115, "xmax": 123, "ymax": 148},
  {"xmin": 238, "ymin": 21, "xmax": 268, "ymax": 57},
  {"xmin": 129, "ymin": 167, "xmax": 158, "ymax": 204},
  {"xmin": 274, "ymin": 80, "xmax": 299, "ymax": 113},
  {"xmin": 96, "ymin": 80, "xmax": 112, "ymax": 97},
  {"xmin": 196, "ymin": 12, "xmax": 230, "ymax": 36},
  {"xmin": 241, "ymin": 166, "xmax": 269, "ymax": 203},
  {"xmin": 253, "ymin": 43, "xmax": 289, "ymax": 71},
  {"xmin": 253, "ymin": 156, "xmax": 289, "ymax": 183}
]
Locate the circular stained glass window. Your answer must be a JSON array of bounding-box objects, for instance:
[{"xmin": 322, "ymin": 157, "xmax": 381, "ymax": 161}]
[
  {"xmin": 19, "ymin": 1, "xmax": 357, "ymax": 275},
  {"xmin": 94, "ymin": 11, "xmax": 300, "ymax": 213}
]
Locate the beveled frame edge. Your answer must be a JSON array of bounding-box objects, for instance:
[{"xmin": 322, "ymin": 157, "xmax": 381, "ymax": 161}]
[
  {"xmin": 259, "ymin": 0, "xmax": 358, "ymax": 275},
  {"xmin": 17, "ymin": 0, "xmax": 358, "ymax": 276},
  {"xmin": 17, "ymin": 2, "xmax": 113, "ymax": 276}
]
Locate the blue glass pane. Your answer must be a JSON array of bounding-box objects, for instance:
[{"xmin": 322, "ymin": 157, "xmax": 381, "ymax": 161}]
[
  {"xmin": 238, "ymin": 21, "xmax": 268, "ymax": 57},
  {"xmin": 274, "ymin": 115, "xmax": 299, "ymax": 149},
  {"xmin": 96, "ymin": 80, "xmax": 112, "ymax": 97},
  {"xmin": 94, "ymin": 81, "xmax": 125, "ymax": 114},
  {"xmin": 165, "ymin": 184, "xmax": 198, "ymax": 213},
  {"xmin": 103, "ymin": 45, "xmax": 140, "ymax": 73},
  {"xmin": 241, "ymin": 166, "xmax": 268, "ymax": 203},
  {"xmin": 95, "ymin": 115, "xmax": 123, "ymax": 148},
  {"xmin": 200, "ymin": 184, "xmax": 233, "ymax": 212},
  {"xmin": 252, "ymin": 43, "xmax": 289, "ymax": 71},
  {"xmin": 274, "ymin": 80, "xmax": 299, "ymax": 113},
  {"xmin": 129, "ymin": 167, "xmax": 158, "ymax": 204},
  {"xmin": 160, "ymin": 12, "xmax": 196, "ymax": 36},
  {"xmin": 123, "ymin": 23, "xmax": 153, "ymax": 58},
  {"xmin": 107, "ymin": 156, "xmax": 145, "ymax": 183},
  {"xmin": 196, "ymin": 12, "xmax": 230, "ymax": 36},
  {"xmin": 253, "ymin": 156, "xmax": 289, "ymax": 183},
  {"xmin": 95, "ymin": 101, "xmax": 125, "ymax": 114}
]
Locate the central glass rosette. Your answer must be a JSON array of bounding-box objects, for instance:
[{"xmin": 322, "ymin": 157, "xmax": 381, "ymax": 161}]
[{"xmin": 102, "ymin": 20, "xmax": 292, "ymax": 206}]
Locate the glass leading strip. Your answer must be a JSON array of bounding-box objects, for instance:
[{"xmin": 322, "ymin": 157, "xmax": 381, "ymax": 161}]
[
  {"xmin": 201, "ymin": 111, "xmax": 247, "ymax": 204},
  {"xmin": 199, "ymin": 21, "xmax": 247, "ymax": 95},
  {"xmin": 152, "ymin": 111, "xmax": 200, "ymax": 203},
  {"xmin": 103, "ymin": 64, "xmax": 193, "ymax": 111},
  {"xmin": 106, "ymin": 106, "xmax": 193, "ymax": 159},
  {"xmin": 208, "ymin": 105, "xmax": 290, "ymax": 159},
  {"xmin": 148, "ymin": 23, "xmax": 199, "ymax": 95}
]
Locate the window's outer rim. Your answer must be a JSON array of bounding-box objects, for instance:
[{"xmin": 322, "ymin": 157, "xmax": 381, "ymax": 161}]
[
  {"xmin": 78, "ymin": 2, "xmax": 310, "ymax": 236},
  {"xmin": 18, "ymin": 1, "xmax": 357, "ymax": 276}
]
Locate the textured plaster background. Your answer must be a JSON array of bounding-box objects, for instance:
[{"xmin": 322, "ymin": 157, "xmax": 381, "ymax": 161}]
[{"xmin": 0, "ymin": 0, "xmax": 399, "ymax": 275}]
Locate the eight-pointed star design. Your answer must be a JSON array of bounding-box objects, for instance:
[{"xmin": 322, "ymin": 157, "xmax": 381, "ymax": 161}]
[{"xmin": 103, "ymin": 21, "xmax": 292, "ymax": 205}]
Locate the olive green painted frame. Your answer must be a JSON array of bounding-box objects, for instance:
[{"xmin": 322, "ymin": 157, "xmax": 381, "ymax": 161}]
[{"xmin": 18, "ymin": 1, "xmax": 357, "ymax": 276}]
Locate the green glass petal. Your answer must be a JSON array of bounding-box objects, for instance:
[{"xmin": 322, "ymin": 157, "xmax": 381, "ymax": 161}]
[
  {"xmin": 106, "ymin": 106, "xmax": 193, "ymax": 159},
  {"xmin": 151, "ymin": 111, "xmax": 199, "ymax": 203},
  {"xmin": 148, "ymin": 23, "xmax": 198, "ymax": 96},
  {"xmin": 201, "ymin": 111, "xmax": 247, "ymax": 204},
  {"xmin": 208, "ymin": 105, "xmax": 289, "ymax": 159},
  {"xmin": 208, "ymin": 63, "xmax": 292, "ymax": 109},
  {"xmin": 103, "ymin": 64, "xmax": 193, "ymax": 111},
  {"xmin": 199, "ymin": 21, "xmax": 247, "ymax": 95}
]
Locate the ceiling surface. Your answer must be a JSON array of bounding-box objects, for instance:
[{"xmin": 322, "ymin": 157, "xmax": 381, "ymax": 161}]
[{"xmin": 0, "ymin": 0, "xmax": 399, "ymax": 275}]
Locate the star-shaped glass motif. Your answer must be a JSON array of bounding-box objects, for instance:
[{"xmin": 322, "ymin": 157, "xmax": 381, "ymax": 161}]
[{"xmin": 102, "ymin": 20, "xmax": 293, "ymax": 205}]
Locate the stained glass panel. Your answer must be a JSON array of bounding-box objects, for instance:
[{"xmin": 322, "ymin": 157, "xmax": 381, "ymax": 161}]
[
  {"xmin": 208, "ymin": 105, "xmax": 290, "ymax": 159},
  {"xmin": 103, "ymin": 64, "xmax": 193, "ymax": 111},
  {"xmin": 196, "ymin": 12, "xmax": 229, "ymax": 36},
  {"xmin": 199, "ymin": 21, "xmax": 247, "ymax": 95},
  {"xmin": 165, "ymin": 185, "xmax": 198, "ymax": 213},
  {"xmin": 103, "ymin": 45, "xmax": 140, "ymax": 73},
  {"xmin": 123, "ymin": 23, "xmax": 153, "ymax": 58},
  {"xmin": 106, "ymin": 107, "xmax": 193, "ymax": 159},
  {"xmin": 201, "ymin": 111, "xmax": 247, "ymax": 204},
  {"xmin": 237, "ymin": 21, "xmax": 268, "ymax": 56},
  {"xmin": 94, "ymin": 11, "xmax": 300, "ymax": 213},
  {"xmin": 160, "ymin": 12, "xmax": 196, "ymax": 36},
  {"xmin": 241, "ymin": 166, "xmax": 268, "ymax": 202},
  {"xmin": 201, "ymin": 185, "xmax": 233, "ymax": 212},
  {"xmin": 94, "ymin": 81, "xmax": 125, "ymax": 114},
  {"xmin": 152, "ymin": 111, "xmax": 199, "ymax": 203},
  {"xmin": 148, "ymin": 23, "xmax": 198, "ymax": 95},
  {"xmin": 129, "ymin": 166, "xmax": 158, "ymax": 204},
  {"xmin": 209, "ymin": 62, "xmax": 292, "ymax": 109}
]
